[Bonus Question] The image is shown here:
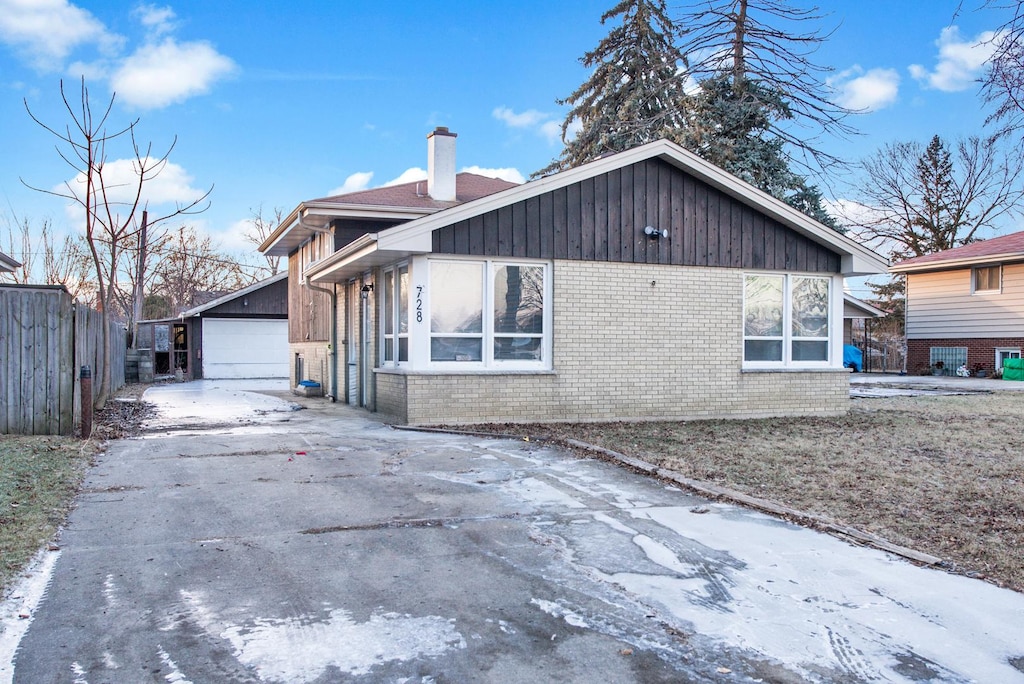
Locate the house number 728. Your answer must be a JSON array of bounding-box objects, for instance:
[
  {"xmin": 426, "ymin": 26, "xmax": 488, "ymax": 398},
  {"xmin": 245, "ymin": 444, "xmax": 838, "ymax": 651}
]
[{"xmin": 415, "ymin": 286, "xmax": 423, "ymax": 323}]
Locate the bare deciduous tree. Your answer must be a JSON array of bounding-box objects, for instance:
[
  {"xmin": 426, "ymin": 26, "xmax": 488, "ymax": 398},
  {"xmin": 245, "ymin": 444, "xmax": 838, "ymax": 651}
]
[
  {"xmin": 981, "ymin": 1, "xmax": 1024, "ymax": 139},
  {"xmin": 244, "ymin": 204, "xmax": 284, "ymax": 276},
  {"xmin": 2, "ymin": 213, "xmax": 93, "ymax": 296},
  {"xmin": 847, "ymin": 134, "xmax": 1024, "ymax": 262},
  {"xmin": 150, "ymin": 225, "xmax": 247, "ymax": 314},
  {"xmin": 23, "ymin": 78, "xmax": 212, "ymax": 409}
]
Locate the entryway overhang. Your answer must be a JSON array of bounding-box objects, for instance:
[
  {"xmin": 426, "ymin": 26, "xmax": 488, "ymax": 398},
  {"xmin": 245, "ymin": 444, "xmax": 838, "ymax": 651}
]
[{"xmin": 305, "ymin": 232, "xmax": 431, "ymax": 284}]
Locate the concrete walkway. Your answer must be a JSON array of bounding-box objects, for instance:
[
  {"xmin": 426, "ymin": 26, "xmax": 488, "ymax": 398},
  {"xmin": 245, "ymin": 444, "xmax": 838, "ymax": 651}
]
[
  {"xmin": 851, "ymin": 370, "xmax": 1024, "ymax": 395},
  {"xmin": 4, "ymin": 380, "xmax": 1024, "ymax": 682}
]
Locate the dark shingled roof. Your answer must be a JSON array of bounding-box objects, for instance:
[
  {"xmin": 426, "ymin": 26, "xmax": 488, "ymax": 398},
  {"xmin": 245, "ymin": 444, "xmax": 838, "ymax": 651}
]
[
  {"xmin": 893, "ymin": 229, "xmax": 1024, "ymax": 270},
  {"xmin": 310, "ymin": 172, "xmax": 518, "ymax": 209}
]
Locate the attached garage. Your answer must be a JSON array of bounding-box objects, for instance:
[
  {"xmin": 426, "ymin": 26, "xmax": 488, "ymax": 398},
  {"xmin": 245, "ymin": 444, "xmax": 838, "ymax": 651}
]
[{"xmin": 201, "ymin": 318, "xmax": 289, "ymax": 379}]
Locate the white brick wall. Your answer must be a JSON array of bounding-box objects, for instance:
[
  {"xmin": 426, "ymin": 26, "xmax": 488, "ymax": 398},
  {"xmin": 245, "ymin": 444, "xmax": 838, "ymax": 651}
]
[{"xmin": 394, "ymin": 261, "xmax": 848, "ymax": 424}]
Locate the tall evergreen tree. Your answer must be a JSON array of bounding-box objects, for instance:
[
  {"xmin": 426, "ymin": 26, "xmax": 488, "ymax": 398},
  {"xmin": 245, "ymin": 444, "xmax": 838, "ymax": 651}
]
[
  {"xmin": 671, "ymin": 0, "xmax": 851, "ymax": 228},
  {"xmin": 537, "ymin": 0, "xmax": 688, "ymax": 175},
  {"xmin": 675, "ymin": 0, "xmax": 854, "ymax": 175},
  {"xmin": 673, "ymin": 73, "xmax": 839, "ymax": 228}
]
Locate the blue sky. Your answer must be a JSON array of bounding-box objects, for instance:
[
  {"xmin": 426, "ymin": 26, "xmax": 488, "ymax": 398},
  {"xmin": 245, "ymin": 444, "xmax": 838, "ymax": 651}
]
[{"xmin": 0, "ymin": 0, "xmax": 1015, "ymax": 279}]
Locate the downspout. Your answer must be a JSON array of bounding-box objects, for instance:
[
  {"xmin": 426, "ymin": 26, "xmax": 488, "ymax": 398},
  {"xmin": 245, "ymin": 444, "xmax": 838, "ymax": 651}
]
[{"xmin": 304, "ymin": 276, "xmax": 338, "ymax": 402}]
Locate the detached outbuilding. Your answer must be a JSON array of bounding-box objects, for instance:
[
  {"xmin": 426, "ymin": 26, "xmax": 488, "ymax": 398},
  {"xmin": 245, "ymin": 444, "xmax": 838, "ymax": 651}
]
[
  {"xmin": 262, "ymin": 131, "xmax": 888, "ymax": 425},
  {"xmin": 135, "ymin": 272, "xmax": 288, "ymax": 381}
]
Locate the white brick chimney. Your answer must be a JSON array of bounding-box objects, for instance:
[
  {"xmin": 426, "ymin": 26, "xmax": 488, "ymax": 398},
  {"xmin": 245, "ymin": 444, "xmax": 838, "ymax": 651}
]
[{"xmin": 427, "ymin": 126, "xmax": 457, "ymax": 201}]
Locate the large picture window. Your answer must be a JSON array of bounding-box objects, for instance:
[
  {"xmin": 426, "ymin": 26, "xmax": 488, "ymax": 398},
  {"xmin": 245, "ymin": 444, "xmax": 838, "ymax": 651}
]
[
  {"xmin": 430, "ymin": 259, "xmax": 549, "ymax": 368},
  {"xmin": 744, "ymin": 273, "xmax": 831, "ymax": 366}
]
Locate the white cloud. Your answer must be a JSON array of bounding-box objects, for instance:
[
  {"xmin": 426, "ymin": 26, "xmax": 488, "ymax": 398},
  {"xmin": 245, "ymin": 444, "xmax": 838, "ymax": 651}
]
[
  {"xmin": 830, "ymin": 66, "xmax": 900, "ymax": 112},
  {"xmin": 564, "ymin": 118, "xmax": 582, "ymax": 142},
  {"xmin": 58, "ymin": 158, "xmax": 208, "ymax": 221},
  {"xmin": 540, "ymin": 121, "xmax": 563, "ymax": 144},
  {"xmin": 460, "ymin": 166, "xmax": 525, "ymax": 184},
  {"xmin": 0, "ymin": 0, "xmax": 119, "ymax": 69},
  {"xmin": 218, "ymin": 218, "xmax": 258, "ymax": 253},
  {"xmin": 384, "ymin": 167, "xmax": 427, "ymax": 186},
  {"xmin": 133, "ymin": 4, "xmax": 177, "ymax": 37},
  {"xmin": 111, "ymin": 38, "xmax": 236, "ymax": 108},
  {"xmin": 909, "ymin": 26, "xmax": 998, "ymax": 92},
  {"xmin": 327, "ymin": 171, "xmax": 373, "ymax": 196},
  {"xmin": 492, "ymin": 106, "xmax": 549, "ymax": 128},
  {"xmin": 494, "ymin": 105, "xmax": 566, "ymax": 146}
]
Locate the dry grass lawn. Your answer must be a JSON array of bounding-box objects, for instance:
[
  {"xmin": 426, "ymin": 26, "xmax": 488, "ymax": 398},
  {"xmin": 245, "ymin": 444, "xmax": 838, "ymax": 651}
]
[
  {"xmin": 0, "ymin": 392, "xmax": 153, "ymax": 595},
  {"xmin": 460, "ymin": 392, "xmax": 1024, "ymax": 593}
]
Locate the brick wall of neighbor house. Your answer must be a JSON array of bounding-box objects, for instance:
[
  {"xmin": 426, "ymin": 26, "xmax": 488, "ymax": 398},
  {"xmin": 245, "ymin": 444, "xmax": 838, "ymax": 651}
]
[
  {"xmin": 394, "ymin": 261, "xmax": 848, "ymax": 425},
  {"xmin": 907, "ymin": 337, "xmax": 1024, "ymax": 374}
]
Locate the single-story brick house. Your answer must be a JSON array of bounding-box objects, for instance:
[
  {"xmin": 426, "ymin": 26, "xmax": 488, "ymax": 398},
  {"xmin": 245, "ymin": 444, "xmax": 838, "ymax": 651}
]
[
  {"xmin": 890, "ymin": 230, "xmax": 1024, "ymax": 375},
  {"xmin": 261, "ymin": 129, "xmax": 887, "ymax": 424}
]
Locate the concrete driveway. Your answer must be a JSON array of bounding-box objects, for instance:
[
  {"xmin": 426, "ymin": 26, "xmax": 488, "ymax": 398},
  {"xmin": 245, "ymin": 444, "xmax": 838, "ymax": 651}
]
[{"xmin": 4, "ymin": 380, "xmax": 1024, "ymax": 682}]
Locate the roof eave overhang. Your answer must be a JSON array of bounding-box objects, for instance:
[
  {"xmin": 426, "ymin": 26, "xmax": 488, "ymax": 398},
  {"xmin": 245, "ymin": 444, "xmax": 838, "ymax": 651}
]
[
  {"xmin": 259, "ymin": 202, "xmax": 439, "ymax": 257},
  {"xmin": 890, "ymin": 251, "xmax": 1024, "ymax": 274},
  {"xmin": 842, "ymin": 293, "xmax": 886, "ymax": 318},
  {"xmin": 371, "ymin": 139, "xmax": 889, "ymax": 277}
]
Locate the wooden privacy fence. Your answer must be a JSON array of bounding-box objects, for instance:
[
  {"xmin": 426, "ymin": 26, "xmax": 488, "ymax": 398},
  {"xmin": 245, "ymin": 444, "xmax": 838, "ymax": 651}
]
[{"xmin": 1, "ymin": 285, "xmax": 126, "ymax": 436}]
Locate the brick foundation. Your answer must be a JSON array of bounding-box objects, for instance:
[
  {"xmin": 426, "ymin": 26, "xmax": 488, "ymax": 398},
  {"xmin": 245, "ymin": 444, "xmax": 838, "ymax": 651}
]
[{"xmin": 907, "ymin": 337, "xmax": 1024, "ymax": 375}]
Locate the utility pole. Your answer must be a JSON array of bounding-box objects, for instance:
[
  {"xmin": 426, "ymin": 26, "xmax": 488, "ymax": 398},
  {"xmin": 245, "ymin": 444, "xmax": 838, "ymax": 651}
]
[{"xmin": 131, "ymin": 210, "xmax": 148, "ymax": 349}]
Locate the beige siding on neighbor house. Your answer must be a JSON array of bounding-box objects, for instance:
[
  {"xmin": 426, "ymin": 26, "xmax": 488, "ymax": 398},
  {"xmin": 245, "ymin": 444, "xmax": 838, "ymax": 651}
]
[
  {"xmin": 380, "ymin": 260, "xmax": 848, "ymax": 425},
  {"xmin": 905, "ymin": 262, "xmax": 1024, "ymax": 339}
]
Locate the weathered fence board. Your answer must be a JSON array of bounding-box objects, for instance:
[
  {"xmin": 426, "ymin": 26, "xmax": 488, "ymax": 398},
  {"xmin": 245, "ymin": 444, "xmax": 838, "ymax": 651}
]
[{"xmin": 0, "ymin": 285, "xmax": 125, "ymax": 435}]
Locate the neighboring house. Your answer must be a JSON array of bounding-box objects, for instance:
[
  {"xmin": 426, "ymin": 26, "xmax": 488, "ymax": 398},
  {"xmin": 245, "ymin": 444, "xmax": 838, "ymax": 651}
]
[
  {"xmin": 843, "ymin": 293, "xmax": 886, "ymax": 345},
  {"xmin": 890, "ymin": 230, "xmax": 1024, "ymax": 375},
  {"xmin": 261, "ymin": 129, "xmax": 887, "ymax": 425},
  {"xmin": 0, "ymin": 250, "xmax": 21, "ymax": 273},
  {"xmin": 135, "ymin": 272, "xmax": 288, "ymax": 380}
]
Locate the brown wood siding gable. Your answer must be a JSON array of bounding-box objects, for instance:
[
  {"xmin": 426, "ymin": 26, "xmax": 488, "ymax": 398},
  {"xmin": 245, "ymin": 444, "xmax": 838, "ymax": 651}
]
[
  {"xmin": 431, "ymin": 158, "xmax": 841, "ymax": 273},
  {"xmin": 202, "ymin": 277, "xmax": 288, "ymax": 317},
  {"xmin": 288, "ymin": 248, "xmax": 332, "ymax": 343}
]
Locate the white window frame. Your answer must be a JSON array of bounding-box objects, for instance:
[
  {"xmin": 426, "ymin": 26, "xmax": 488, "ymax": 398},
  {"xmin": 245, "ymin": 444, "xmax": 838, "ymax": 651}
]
[
  {"xmin": 379, "ymin": 263, "xmax": 409, "ymax": 367},
  {"xmin": 427, "ymin": 257, "xmax": 552, "ymax": 371},
  {"xmin": 973, "ymin": 264, "xmax": 1002, "ymax": 293},
  {"xmin": 743, "ymin": 272, "xmax": 833, "ymax": 369},
  {"xmin": 995, "ymin": 347, "xmax": 1021, "ymax": 371}
]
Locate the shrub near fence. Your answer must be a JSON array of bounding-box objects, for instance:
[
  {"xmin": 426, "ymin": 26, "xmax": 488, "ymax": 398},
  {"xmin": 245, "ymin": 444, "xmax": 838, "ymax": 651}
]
[{"xmin": 1, "ymin": 285, "xmax": 125, "ymax": 436}]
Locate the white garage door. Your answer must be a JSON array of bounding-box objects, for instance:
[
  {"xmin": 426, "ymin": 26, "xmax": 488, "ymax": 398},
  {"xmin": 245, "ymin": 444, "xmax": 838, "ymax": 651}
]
[{"xmin": 201, "ymin": 318, "xmax": 289, "ymax": 379}]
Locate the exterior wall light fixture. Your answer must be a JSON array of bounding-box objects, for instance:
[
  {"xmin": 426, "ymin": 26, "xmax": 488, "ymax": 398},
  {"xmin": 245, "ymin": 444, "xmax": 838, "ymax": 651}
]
[{"xmin": 644, "ymin": 225, "xmax": 668, "ymax": 238}]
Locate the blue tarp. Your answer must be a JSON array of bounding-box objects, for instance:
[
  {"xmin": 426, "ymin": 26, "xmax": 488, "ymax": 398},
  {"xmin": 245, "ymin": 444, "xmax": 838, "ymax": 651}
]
[{"xmin": 843, "ymin": 344, "xmax": 863, "ymax": 372}]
